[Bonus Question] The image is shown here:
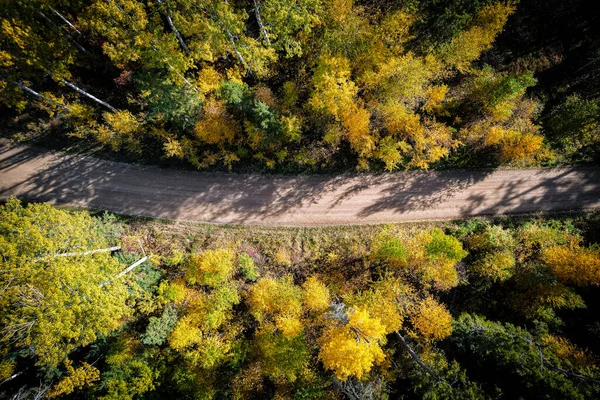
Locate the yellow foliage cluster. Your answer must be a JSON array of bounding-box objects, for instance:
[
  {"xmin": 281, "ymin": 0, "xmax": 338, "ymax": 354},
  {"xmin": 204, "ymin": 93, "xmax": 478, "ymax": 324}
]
[
  {"xmin": 168, "ymin": 283, "xmax": 240, "ymax": 368},
  {"xmin": 194, "ymin": 98, "xmax": 239, "ymax": 145},
  {"xmin": 408, "ymin": 229, "xmax": 467, "ymax": 290},
  {"xmin": 371, "ymin": 228, "xmax": 465, "ymax": 290},
  {"xmin": 318, "ymin": 307, "xmax": 388, "ymax": 380},
  {"xmin": 97, "ymin": 110, "xmax": 142, "ymax": 151},
  {"xmin": 423, "ymin": 85, "xmax": 449, "ymax": 113},
  {"xmin": 519, "ymin": 223, "xmax": 580, "ymax": 251},
  {"xmin": 48, "ymin": 359, "xmax": 100, "ymax": 398},
  {"xmin": 409, "ymin": 297, "xmax": 453, "ymax": 342},
  {"xmin": 542, "ymin": 335, "xmax": 596, "ymax": 371},
  {"xmin": 197, "ymin": 67, "xmax": 222, "ymax": 94},
  {"xmin": 466, "ymin": 225, "xmax": 516, "ymax": 283},
  {"xmin": 350, "ymin": 278, "xmax": 407, "ymax": 333},
  {"xmin": 319, "ymin": 325, "xmax": 385, "ymax": 380},
  {"xmin": 0, "ymin": 360, "xmax": 15, "ymax": 381},
  {"xmin": 542, "ymin": 245, "xmax": 600, "ymax": 286},
  {"xmin": 186, "ymin": 249, "xmax": 236, "ymax": 288},
  {"xmin": 274, "ymin": 247, "xmax": 293, "ymax": 266},
  {"xmin": 247, "ymin": 276, "xmax": 304, "ymax": 338},
  {"xmin": 379, "ymin": 101, "xmax": 456, "ymax": 169},
  {"xmin": 169, "ymin": 315, "xmax": 203, "ymax": 350},
  {"xmin": 341, "ymin": 104, "xmax": 374, "ymax": 160},
  {"xmin": 369, "ymin": 54, "xmax": 441, "ymax": 106},
  {"xmin": 105, "ymin": 335, "xmax": 141, "ymax": 366},
  {"xmin": 0, "ymin": 199, "xmax": 130, "ymax": 367},
  {"xmin": 443, "ymin": 3, "xmax": 515, "ymax": 72},
  {"xmin": 348, "ymin": 307, "xmax": 387, "ymax": 339},
  {"xmin": 309, "ymin": 56, "xmax": 357, "ymax": 119},
  {"xmin": 485, "ymin": 126, "xmax": 544, "ymax": 162},
  {"xmin": 302, "ymin": 276, "xmax": 331, "ymax": 313},
  {"xmin": 473, "ymin": 251, "xmax": 516, "ymax": 283}
]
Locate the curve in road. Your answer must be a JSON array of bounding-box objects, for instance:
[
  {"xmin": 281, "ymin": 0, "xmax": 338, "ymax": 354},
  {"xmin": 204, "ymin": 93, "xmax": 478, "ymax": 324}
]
[{"xmin": 1, "ymin": 140, "xmax": 600, "ymax": 226}]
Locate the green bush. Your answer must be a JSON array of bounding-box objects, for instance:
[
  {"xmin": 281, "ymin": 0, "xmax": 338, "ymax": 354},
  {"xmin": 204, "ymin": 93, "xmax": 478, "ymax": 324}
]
[{"xmin": 239, "ymin": 253, "xmax": 259, "ymax": 281}]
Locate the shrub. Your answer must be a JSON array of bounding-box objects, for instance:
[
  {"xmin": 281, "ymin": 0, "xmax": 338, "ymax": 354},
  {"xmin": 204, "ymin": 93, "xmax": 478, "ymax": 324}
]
[
  {"xmin": 239, "ymin": 253, "xmax": 259, "ymax": 281},
  {"xmin": 186, "ymin": 249, "xmax": 235, "ymax": 288}
]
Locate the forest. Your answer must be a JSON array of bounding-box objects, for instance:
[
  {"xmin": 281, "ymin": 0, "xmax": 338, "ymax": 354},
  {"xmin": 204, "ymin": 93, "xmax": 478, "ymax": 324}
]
[
  {"xmin": 2, "ymin": 199, "xmax": 600, "ymax": 399},
  {"xmin": 1, "ymin": 0, "xmax": 600, "ymax": 172},
  {"xmin": 3, "ymin": 0, "xmax": 600, "ymax": 399}
]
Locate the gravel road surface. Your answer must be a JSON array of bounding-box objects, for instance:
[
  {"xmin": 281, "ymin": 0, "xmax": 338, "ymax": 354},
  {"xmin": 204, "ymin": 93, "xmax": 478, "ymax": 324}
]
[{"xmin": 1, "ymin": 140, "xmax": 599, "ymax": 226}]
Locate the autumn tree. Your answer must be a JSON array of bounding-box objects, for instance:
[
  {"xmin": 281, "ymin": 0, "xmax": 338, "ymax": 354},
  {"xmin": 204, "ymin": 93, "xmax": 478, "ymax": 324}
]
[
  {"xmin": 247, "ymin": 276, "xmax": 304, "ymax": 337},
  {"xmin": 409, "ymin": 297, "xmax": 453, "ymax": 342},
  {"xmin": 466, "ymin": 224, "xmax": 516, "ymax": 283},
  {"xmin": 542, "ymin": 244, "xmax": 600, "ymax": 286},
  {"xmin": 0, "ymin": 199, "xmax": 130, "ymax": 367},
  {"xmin": 318, "ymin": 305, "xmax": 388, "ymax": 380}
]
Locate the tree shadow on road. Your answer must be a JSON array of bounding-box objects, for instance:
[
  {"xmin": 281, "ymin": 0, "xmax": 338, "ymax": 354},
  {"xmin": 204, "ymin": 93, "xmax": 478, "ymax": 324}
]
[
  {"xmin": 354, "ymin": 170, "xmax": 492, "ymax": 218},
  {"xmin": 458, "ymin": 167, "xmax": 600, "ymax": 217}
]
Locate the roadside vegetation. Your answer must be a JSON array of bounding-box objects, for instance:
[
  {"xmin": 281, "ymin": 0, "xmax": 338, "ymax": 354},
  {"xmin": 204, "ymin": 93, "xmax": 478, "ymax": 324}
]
[
  {"xmin": 2, "ymin": 199, "xmax": 600, "ymax": 399},
  {"xmin": 2, "ymin": 0, "xmax": 600, "ymax": 173}
]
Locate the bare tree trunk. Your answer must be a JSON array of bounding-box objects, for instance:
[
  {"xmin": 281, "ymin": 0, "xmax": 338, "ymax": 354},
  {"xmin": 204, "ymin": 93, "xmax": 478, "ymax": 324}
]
[
  {"xmin": 253, "ymin": 0, "xmax": 271, "ymax": 46},
  {"xmin": 0, "ymin": 372, "xmax": 23, "ymax": 386},
  {"xmin": 223, "ymin": 28, "xmax": 253, "ymax": 76},
  {"xmin": 117, "ymin": 255, "xmax": 149, "ymax": 278},
  {"xmin": 215, "ymin": 1, "xmax": 253, "ymax": 76},
  {"xmin": 13, "ymin": 81, "xmax": 71, "ymax": 111},
  {"xmin": 100, "ymin": 256, "xmax": 149, "ymax": 287},
  {"xmin": 60, "ymin": 79, "xmax": 117, "ymax": 112}
]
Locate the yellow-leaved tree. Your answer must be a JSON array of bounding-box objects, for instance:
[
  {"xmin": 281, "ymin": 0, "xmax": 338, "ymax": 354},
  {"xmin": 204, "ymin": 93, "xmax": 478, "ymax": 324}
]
[
  {"xmin": 318, "ymin": 306, "xmax": 388, "ymax": 380},
  {"xmin": 542, "ymin": 244, "xmax": 600, "ymax": 286},
  {"xmin": 409, "ymin": 297, "xmax": 453, "ymax": 342},
  {"xmin": 442, "ymin": 3, "xmax": 515, "ymax": 72},
  {"xmin": 309, "ymin": 55, "xmax": 376, "ymax": 165},
  {"xmin": 247, "ymin": 276, "xmax": 304, "ymax": 338},
  {"xmin": 0, "ymin": 199, "xmax": 130, "ymax": 367}
]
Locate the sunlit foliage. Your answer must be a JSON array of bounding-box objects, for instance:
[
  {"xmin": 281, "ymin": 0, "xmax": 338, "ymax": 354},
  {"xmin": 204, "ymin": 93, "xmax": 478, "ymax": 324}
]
[{"xmin": 0, "ymin": 199, "xmax": 129, "ymax": 367}]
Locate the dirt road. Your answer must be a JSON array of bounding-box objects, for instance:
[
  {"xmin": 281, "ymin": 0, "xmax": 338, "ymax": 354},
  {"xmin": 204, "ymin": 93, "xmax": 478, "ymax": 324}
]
[{"xmin": 1, "ymin": 140, "xmax": 599, "ymax": 226}]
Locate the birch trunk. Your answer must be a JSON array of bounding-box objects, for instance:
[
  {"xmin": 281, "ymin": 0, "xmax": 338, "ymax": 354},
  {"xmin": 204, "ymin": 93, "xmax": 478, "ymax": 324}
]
[
  {"xmin": 253, "ymin": 0, "xmax": 271, "ymax": 46},
  {"xmin": 38, "ymin": 11, "xmax": 87, "ymax": 53},
  {"xmin": 166, "ymin": 14, "xmax": 190, "ymax": 54},
  {"xmin": 51, "ymin": 7, "xmax": 82, "ymax": 34},
  {"xmin": 14, "ymin": 81, "xmax": 71, "ymax": 111},
  {"xmin": 60, "ymin": 79, "xmax": 117, "ymax": 112}
]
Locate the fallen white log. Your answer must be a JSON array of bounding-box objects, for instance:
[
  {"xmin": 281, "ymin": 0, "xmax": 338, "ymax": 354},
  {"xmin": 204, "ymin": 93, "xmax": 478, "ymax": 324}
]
[
  {"xmin": 55, "ymin": 246, "xmax": 121, "ymax": 258},
  {"xmin": 117, "ymin": 255, "xmax": 149, "ymax": 278},
  {"xmin": 100, "ymin": 255, "xmax": 150, "ymax": 287}
]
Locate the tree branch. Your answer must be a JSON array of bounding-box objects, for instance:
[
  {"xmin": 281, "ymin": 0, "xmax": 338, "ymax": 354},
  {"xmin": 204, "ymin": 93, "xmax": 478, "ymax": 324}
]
[
  {"xmin": 35, "ymin": 246, "xmax": 121, "ymax": 261},
  {"xmin": 156, "ymin": 0, "xmax": 190, "ymax": 54}
]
